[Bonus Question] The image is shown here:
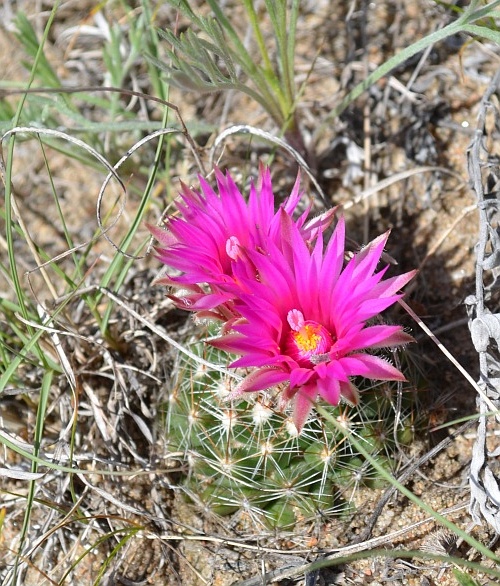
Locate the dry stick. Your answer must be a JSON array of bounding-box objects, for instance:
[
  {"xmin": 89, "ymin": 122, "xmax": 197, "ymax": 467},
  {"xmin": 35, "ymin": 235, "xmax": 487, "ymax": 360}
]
[
  {"xmin": 399, "ymin": 299, "xmax": 500, "ymax": 422},
  {"xmin": 361, "ymin": 0, "xmax": 374, "ymax": 245},
  {"xmin": 362, "ymin": 96, "xmax": 372, "ymax": 244},
  {"xmin": 95, "ymin": 126, "xmax": 182, "ymax": 259},
  {"xmin": 152, "ymin": 533, "xmax": 318, "ymax": 555}
]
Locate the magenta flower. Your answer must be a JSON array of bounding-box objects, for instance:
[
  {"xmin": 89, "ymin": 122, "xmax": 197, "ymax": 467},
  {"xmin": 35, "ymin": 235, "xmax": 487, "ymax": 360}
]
[
  {"xmin": 211, "ymin": 212, "xmax": 416, "ymax": 432},
  {"xmin": 148, "ymin": 165, "xmax": 333, "ymax": 320}
]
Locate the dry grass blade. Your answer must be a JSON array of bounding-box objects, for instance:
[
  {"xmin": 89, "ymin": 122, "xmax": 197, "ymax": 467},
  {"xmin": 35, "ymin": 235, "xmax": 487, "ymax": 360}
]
[
  {"xmin": 96, "ymin": 127, "xmax": 191, "ymax": 259},
  {"xmin": 98, "ymin": 286, "xmax": 241, "ymax": 379},
  {"xmin": 210, "ymin": 124, "xmax": 329, "ymax": 205},
  {"xmin": 400, "ymin": 299, "xmax": 500, "ymax": 421},
  {"xmin": 341, "ymin": 165, "xmax": 464, "ymax": 211}
]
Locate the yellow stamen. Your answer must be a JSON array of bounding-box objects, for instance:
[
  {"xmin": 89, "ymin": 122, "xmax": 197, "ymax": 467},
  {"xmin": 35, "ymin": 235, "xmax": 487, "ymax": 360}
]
[{"xmin": 293, "ymin": 324, "xmax": 322, "ymax": 353}]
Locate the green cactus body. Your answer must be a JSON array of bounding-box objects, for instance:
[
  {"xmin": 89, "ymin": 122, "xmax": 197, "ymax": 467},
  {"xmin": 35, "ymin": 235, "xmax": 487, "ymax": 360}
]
[{"xmin": 164, "ymin": 333, "xmax": 414, "ymax": 528}]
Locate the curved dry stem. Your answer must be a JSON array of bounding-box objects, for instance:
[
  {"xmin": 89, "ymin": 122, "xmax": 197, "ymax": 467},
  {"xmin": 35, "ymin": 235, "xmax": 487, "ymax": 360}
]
[{"xmin": 210, "ymin": 124, "xmax": 328, "ymax": 206}]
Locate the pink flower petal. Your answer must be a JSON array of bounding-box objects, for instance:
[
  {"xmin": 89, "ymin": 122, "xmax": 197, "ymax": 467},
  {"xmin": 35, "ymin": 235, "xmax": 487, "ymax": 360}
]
[
  {"xmin": 339, "ymin": 353, "xmax": 406, "ymax": 381},
  {"xmin": 333, "ymin": 324, "xmax": 414, "ymax": 353},
  {"xmin": 317, "ymin": 376, "xmax": 341, "ymax": 406},
  {"xmin": 372, "ymin": 269, "xmax": 418, "ymax": 298},
  {"xmin": 236, "ymin": 367, "xmax": 290, "ymax": 393},
  {"xmin": 293, "ymin": 384, "xmax": 317, "ymax": 432},
  {"xmin": 301, "ymin": 207, "xmax": 337, "ymax": 245},
  {"xmin": 167, "ymin": 291, "xmax": 232, "ymax": 311},
  {"xmin": 282, "ymin": 168, "xmax": 302, "ymax": 215},
  {"xmin": 354, "ymin": 231, "xmax": 390, "ymax": 276},
  {"xmin": 340, "ymin": 380, "xmax": 359, "ymax": 405},
  {"xmin": 289, "ymin": 367, "xmax": 314, "ymax": 389},
  {"xmin": 146, "ymin": 223, "xmax": 177, "ymax": 247},
  {"xmin": 149, "ymin": 166, "xmax": 321, "ymax": 316},
  {"xmin": 211, "ymin": 333, "xmax": 278, "ymax": 356}
]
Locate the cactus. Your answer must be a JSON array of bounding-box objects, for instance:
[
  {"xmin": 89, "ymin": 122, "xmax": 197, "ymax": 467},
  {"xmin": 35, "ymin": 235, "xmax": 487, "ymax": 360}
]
[{"xmin": 163, "ymin": 329, "xmax": 415, "ymax": 529}]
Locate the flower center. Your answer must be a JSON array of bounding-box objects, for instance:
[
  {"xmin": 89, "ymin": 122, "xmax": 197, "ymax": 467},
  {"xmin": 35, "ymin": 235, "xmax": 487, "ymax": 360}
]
[{"xmin": 284, "ymin": 309, "xmax": 333, "ymax": 367}]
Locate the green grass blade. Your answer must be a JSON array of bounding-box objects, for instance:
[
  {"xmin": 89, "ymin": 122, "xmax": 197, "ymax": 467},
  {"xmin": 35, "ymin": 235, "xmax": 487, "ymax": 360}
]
[
  {"xmin": 453, "ymin": 569, "xmax": 483, "ymax": 586},
  {"xmin": 12, "ymin": 369, "xmax": 54, "ymax": 583},
  {"xmin": 321, "ymin": 17, "xmax": 466, "ymax": 125},
  {"xmin": 463, "ymin": 22, "xmax": 500, "ymax": 42}
]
